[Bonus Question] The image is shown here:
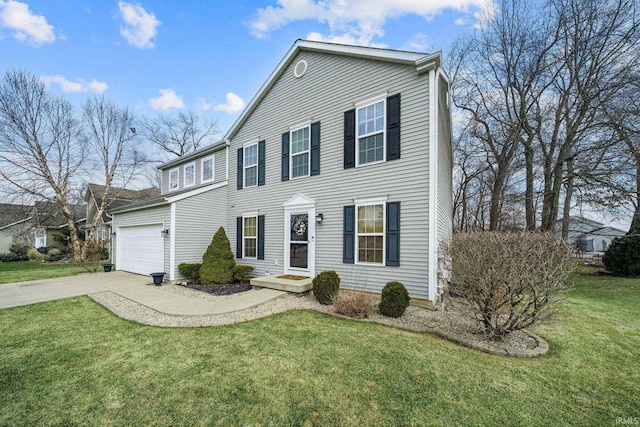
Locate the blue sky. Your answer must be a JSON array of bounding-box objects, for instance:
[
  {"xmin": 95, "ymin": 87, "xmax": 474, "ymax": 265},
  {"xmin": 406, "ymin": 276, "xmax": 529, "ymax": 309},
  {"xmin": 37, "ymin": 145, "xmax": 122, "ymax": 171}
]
[{"xmin": 0, "ymin": 0, "xmax": 490, "ymax": 134}]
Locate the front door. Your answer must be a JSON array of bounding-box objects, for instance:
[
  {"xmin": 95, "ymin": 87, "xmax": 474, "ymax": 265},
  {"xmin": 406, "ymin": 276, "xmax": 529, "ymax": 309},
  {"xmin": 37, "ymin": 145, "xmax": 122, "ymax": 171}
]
[{"xmin": 284, "ymin": 207, "xmax": 315, "ymax": 277}]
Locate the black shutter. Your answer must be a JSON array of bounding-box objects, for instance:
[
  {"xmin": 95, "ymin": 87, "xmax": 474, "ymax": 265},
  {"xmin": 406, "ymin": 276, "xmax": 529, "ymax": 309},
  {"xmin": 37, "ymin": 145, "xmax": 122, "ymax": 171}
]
[
  {"xmin": 310, "ymin": 121, "xmax": 321, "ymax": 176},
  {"xmin": 236, "ymin": 216, "xmax": 243, "ymax": 259},
  {"xmin": 281, "ymin": 132, "xmax": 290, "ymax": 181},
  {"xmin": 344, "ymin": 109, "xmax": 356, "ymax": 169},
  {"xmin": 386, "ymin": 94, "xmax": 401, "ymax": 161},
  {"xmin": 386, "ymin": 202, "xmax": 400, "ymax": 266},
  {"xmin": 343, "ymin": 205, "xmax": 355, "ymax": 264},
  {"xmin": 258, "ymin": 140, "xmax": 266, "ymax": 186},
  {"xmin": 258, "ymin": 215, "xmax": 265, "ymax": 260},
  {"xmin": 237, "ymin": 148, "xmax": 243, "ymax": 190}
]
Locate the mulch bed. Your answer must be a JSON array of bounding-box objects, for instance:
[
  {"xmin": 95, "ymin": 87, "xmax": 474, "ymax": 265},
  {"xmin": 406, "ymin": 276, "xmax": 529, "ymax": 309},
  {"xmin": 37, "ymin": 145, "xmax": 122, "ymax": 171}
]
[{"xmin": 178, "ymin": 282, "xmax": 252, "ymax": 295}]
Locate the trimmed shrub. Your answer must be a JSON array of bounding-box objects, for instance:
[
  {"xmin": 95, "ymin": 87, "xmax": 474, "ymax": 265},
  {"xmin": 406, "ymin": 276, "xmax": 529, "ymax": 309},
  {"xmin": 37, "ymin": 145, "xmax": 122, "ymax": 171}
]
[
  {"xmin": 445, "ymin": 231, "xmax": 574, "ymax": 337},
  {"xmin": 312, "ymin": 270, "xmax": 341, "ymax": 305},
  {"xmin": 27, "ymin": 248, "xmax": 45, "ymax": 261},
  {"xmin": 178, "ymin": 263, "xmax": 201, "ymax": 283},
  {"xmin": 36, "ymin": 246, "xmax": 49, "ymax": 254},
  {"xmin": 233, "ymin": 265, "xmax": 255, "ymax": 283},
  {"xmin": 603, "ymin": 235, "xmax": 640, "ymax": 277},
  {"xmin": 200, "ymin": 227, "xmax": 236, "ymax": 285},
  {"xmin": 46, "ymin": 248, "xmax": 64, "ymax": 261},
  {"xmin": 0, "ymin": 244, "xmax": 29, "ymax": 262},
  {"xmin": 334, "ymin": 292, "xmax": 374, "ymax": 318},
  {"xmin": 379, "ymin": 281, "xmax": 410, "ymax": 318}
]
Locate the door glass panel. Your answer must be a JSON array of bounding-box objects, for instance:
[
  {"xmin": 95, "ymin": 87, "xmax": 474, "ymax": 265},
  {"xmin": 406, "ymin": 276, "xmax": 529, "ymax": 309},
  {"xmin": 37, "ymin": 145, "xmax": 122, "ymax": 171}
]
[
  {"xmin": 290, "ymin": 214, "xmax": 308, "ymax": 242},
  {"xmin": 290, "ymin": 243, "xmax": 308, "ymax": 268}
]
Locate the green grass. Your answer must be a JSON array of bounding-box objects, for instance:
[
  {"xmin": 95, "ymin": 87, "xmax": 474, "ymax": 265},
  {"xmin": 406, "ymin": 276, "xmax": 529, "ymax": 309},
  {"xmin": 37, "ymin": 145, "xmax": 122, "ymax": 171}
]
[
  {"xmin": 0, "ymin": 267, "xmax": 638, "ymax": 426},
  {"xmin": 0, "ymin": 261, "xmax": 87, "ymax": 284}
]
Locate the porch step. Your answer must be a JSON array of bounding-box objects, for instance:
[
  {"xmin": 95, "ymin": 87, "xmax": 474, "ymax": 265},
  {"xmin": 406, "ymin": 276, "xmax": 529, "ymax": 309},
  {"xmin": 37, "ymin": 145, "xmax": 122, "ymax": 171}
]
[{"xmin": 250, "ymin": 275, "xmax": 313, "ymax": 293}]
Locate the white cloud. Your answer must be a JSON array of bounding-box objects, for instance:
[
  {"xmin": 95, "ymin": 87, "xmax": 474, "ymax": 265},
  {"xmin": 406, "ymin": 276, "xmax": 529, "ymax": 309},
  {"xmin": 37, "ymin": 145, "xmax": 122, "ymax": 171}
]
[
  {"xmin": 404, "ymin": 32, "xmax": 429, "ymax": 52},
  {"xmin": 148, "ymin": 89, "xmax": 184, "ymax": 111},
  {"xmin": 247, "ymin": 0, "xmax": 494, "ymax": 46},
  {"xmin": 454, "ymin": 17, "xmax": 467, "ymax": 25},
  {"xmin": 213, "ymin": 92, "xmax": 246, "ymax": 114},
  {"xmin": 0, "ymin": 0, "xmax": 54, "ymax": 46},
  {"xmin": 41, "ymin": 75, "xmax": 108, "ymax": 93},
  {"xmin": 117, "ymin": 1, "xmax": 160, "ymax": 49}
]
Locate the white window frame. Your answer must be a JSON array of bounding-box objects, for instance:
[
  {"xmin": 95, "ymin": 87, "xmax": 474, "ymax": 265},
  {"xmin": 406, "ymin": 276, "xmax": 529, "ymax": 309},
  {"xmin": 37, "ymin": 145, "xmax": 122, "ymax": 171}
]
[
  {"xmin": 201, "ymin": 155, "xmax": 215, "ymax": 184},
  {"xmin": 355, "ymin": 94, "xmax": 387, "ymax": 167},
  {"xmin": 243, "ymin": 142, "xmax": 258, "ymax": 188},
  {"xmin": 169, "ymin": 167, "xmax": 179, "ymax": 191},
  {"xmin": 242, "ymin": 213, "xmax": 258, "ymax": 259},
  {"xmin": 183, "ymin": 162, "xmax": 196, "ymax": 188},
  {"xmin": 289, "ymin": 122, "xmax": 311, "ymax": 179},
  {"xmin": 354, "ymin": 196, "xmax": 387, "ymax": 266}
]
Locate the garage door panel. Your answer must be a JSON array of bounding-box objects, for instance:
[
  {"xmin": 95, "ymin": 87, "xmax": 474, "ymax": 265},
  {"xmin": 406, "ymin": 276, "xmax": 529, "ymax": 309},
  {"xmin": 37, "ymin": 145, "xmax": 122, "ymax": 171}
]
[{"xmin": 120, "ymin": 224, "xmax": 164, "ymax": 275}]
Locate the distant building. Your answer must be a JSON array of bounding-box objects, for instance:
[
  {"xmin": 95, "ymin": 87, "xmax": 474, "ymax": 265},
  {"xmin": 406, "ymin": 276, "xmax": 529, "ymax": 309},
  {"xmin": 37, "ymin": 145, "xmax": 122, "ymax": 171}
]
[{"xmin": 556, "ymin": 216, "xmax": 626, "ymax": 252}]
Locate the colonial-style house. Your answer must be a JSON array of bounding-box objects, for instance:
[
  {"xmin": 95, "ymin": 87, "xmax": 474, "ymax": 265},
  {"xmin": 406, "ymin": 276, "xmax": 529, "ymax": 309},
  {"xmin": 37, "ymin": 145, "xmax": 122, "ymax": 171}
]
[
  {"xmin": 556, "ymin": 216, "xmax": 626, "ymax": 253},
  {"xmin": 111, "ymin": 40, "xmax": 453, "ymax": 303}
]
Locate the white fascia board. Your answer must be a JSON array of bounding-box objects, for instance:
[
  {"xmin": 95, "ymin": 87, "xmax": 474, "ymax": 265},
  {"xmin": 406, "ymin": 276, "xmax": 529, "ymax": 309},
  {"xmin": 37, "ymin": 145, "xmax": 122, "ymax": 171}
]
[
  {"xmin": 224, "ymin": 39, "xmax": 440, "ymax": 142},
  {"xmin": 428, "ymin": 68, "xmax": 439, "ymax": 302},
  {"xmin": 165, "ymin": 180, "xmax": 228, "ymax": 203},
  {"xmin": 0, "ymin": 216, "xmax": 33, "ymax": 231},
  {"xmin": 111, "ymin": 201, "xmax": 169, "ymax": 215},
  {"xmin": 158, "ymin": 141, "xmax": 229, "ymax": 171}
]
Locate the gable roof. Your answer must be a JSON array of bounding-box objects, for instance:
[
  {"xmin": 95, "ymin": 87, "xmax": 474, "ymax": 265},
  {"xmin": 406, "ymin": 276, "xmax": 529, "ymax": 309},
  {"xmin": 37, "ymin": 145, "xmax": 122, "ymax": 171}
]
[
  {"xmin": 33, "ymin": 201, "xmax": 85, "ymax": 228},
  {"xmin": 158, "ymin": 140, "xmax": 228, "ymax": 171},
  {"xmin": 223, "ymin": 39, "xmax": 442, "ymax": 142},
  {"xmin": 0, "ymin": 203, "xmax": 33, "ymax": 229}
]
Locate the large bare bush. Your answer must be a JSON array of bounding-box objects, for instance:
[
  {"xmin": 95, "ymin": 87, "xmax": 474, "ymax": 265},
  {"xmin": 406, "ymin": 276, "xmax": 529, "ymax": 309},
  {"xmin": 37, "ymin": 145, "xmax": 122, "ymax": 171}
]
[{"xmin": 445, "ymin": 232, "xmax": 574, "ymax": 337}]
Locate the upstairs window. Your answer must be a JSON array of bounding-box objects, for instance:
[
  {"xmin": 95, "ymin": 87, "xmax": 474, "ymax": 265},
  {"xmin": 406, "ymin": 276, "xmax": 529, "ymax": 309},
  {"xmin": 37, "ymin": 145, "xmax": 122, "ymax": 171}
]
[
  {"xmin": 184, "ymin": 162, "xmax": 195, "ymax": 187},
  {"xmin": 357, "ymin": 99, "xmax": 385, "ymax": 166},
  {"xmin": 169, "ymin": 168, "xmax": 179, "ymax": 191},
  {"xmin": 244, "ymin": 143, "xmax": 258, "ymax": 188},
  {"xmin": 202, "ymin": 156, "xmax": 214, "ymax": 183},
  {"xmin": 291, "ymin": 125, "xmax": 310, "ymax": 179}
]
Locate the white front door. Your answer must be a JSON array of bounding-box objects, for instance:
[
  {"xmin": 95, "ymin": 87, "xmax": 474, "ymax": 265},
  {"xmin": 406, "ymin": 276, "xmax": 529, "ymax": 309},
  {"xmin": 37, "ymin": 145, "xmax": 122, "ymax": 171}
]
[{"xmin": 283, "ymin": 202, "xmax": 315, "ymax": 277}]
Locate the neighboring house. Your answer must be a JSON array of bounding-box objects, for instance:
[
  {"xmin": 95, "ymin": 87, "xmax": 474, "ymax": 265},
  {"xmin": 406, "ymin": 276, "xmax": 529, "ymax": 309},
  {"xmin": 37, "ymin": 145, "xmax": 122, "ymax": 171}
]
[
  {"xmin": 84, "ymin": 183, "xmax": 160, "ymax": 241},
  {"xmin": 111, "ymin": 40, "xmax": 453, "ymax": 303},
  {"xmin": 0, "ymin": 203, "xmax": 33, "ymax": 253},
  {"xmin": 557, "ymin": 216, "xmax": 627, "ymax": 252},
  {"xmin": 33, "ymin": 201, "xmax": 86, "ymax": 249}
]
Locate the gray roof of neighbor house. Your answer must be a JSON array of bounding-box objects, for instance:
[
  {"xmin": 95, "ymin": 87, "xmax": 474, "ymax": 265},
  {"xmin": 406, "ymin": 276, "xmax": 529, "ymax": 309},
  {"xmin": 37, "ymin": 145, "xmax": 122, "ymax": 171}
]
[
  {"xmin": 33, "ymin": 201, "xmax": 86, "ymax": 228},
  {"xmin": 0, "ymin": 203, "xmax": 33, "ymax": 230},
  {"xmin": 87, "ymin": 183, "xmax": 161, "ymax": 221}
]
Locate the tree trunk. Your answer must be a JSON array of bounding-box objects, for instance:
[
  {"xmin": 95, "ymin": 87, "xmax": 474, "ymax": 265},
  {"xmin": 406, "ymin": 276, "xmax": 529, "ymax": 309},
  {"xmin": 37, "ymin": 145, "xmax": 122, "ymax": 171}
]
[
  {"xmin": 561, "ymin": 160, "xmax": 574, "ymax": 240},
  {"xmin": 524, "ymin": 144, "xmax": 536, "ymax": 230}
]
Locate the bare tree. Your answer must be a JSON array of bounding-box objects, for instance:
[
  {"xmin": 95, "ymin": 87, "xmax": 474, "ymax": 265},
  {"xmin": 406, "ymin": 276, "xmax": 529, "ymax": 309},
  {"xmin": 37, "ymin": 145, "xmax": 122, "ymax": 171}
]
[
  {"xmin": 142, "ymin": 111, "xmax": 219, "ymax": 158},
  {"xmin": 0, "ymin": 69, "xmax": 85, "ymax": 258},
  {"xmin": 82, "ymin": 95, "xmax": 146, "ymax": 238}
]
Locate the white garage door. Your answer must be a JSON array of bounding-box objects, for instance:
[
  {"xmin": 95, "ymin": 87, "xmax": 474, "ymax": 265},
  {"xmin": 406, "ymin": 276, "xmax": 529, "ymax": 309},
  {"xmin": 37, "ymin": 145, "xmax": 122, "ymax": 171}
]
[{"xmin": 119, "ymin": 224, "xmax": 164, "ymax": 275}]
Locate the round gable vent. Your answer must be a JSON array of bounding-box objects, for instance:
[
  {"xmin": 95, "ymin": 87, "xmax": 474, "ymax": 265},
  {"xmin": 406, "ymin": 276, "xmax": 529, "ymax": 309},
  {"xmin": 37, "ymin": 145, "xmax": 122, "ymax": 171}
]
[{"xmin": 293, "ymin": 60, "xmax": 308, "ymax": 78}]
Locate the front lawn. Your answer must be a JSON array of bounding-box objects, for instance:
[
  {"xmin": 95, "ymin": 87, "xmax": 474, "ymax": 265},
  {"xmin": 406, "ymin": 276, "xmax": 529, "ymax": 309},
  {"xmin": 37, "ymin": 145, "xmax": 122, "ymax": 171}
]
[
  {"xmin": 0, "ymin": 261, "xmax": 87, "ymax": 284},
  {"xmin": 0, "ymin": 267, "xmax": 638, "ymax": 425}
]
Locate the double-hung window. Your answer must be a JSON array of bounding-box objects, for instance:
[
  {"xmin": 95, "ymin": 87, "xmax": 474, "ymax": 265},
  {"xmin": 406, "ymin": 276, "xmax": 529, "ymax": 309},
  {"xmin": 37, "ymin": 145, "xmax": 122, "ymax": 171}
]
[
  {"xmin": 356, "ymin": 202, "xmax": 384, "ymax": 264},
  {"xmin": 244, "ymin": 143, "xmax": 258, "ymax": 187},
  {"xmin": 356, "ymin": 97, "xmax": 385, "ymax": 166},
  {"xmin": 184, "ymin": 162, "xmax": 195, "ymax": 188},
  {"xmin": 243, "ymin": 216, "xmax": 257, "ymax": 258},
  {"xmin": 169, "ymin": 168, "xmax": 179, "ymax": 191},
  {"xmin": 290, "ymin": 125, "xmax": 310, "ymax": 179},
  {"xmin": 201, "ymin": 156, "xmax": 214, "ymax": 183}
]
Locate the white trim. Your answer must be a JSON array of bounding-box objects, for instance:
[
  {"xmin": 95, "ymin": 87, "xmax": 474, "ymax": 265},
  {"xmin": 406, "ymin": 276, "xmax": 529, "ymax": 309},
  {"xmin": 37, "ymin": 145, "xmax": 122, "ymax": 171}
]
[
  {"xmin": 353, "ymin": 196, "xmax": 388, "ymax": 205},
  {"xmin": 243, "ymin": 142, "xmax": 259, "ymax": 188},
  {"xmin": 111, "ymin": 202, "xmax": 168, "ymax": 215},
  {"xmin": 225, "ymin": 146, "xmax": 229, "ymax": 181},
  {"xmin": 428, "ymin": 68, "xmax": 439, "ymax": 302},
  {"xmin": 289, "ymin": 123, "xmax": 311, "ymax": 180},
  {"xmin": 0, "ymin": 216, "xmax": 32, "ymax": 231},
  {"xmin": 354, "ymin": 92, "xmax": 388, "ymax": 109},
  {"xmin": 201, "ymin": 155, "xmax": 215, "ymax": 184},
  {"xmin": 170, "ymin": 204, "xmax": 176, "ymax": 280},
  {"xmin": 241, "ymin": 213, "xmax": 258, "ymax": 259},
  {"xmin": 284, "ymin": 202, "xmax": 316, "ymax": 277},
  {"xmin": 166, "ymin": 180, "xmax": 228, "ymax": 203},
  {"xmin": 168, "ymin": 167, "xmax": 179, "ymax": 191},
  {"xmin": 355, "ymin": 96, "xmax": 387, "ymax": 167},
  {"xmin": 354, "ymin": 200, "xmax": 386, "ymax": 266},
  {"xmin": 183, "ymin": 162, "xmax": 196, "ymax": 188}
]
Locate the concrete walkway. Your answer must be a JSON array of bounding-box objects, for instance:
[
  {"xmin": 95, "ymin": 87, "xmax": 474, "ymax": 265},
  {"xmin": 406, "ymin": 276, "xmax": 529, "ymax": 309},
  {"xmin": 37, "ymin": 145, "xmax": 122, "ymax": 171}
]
[{"xmin": 0, "ymin": 271, "xmax": 285, "ymax": 315}]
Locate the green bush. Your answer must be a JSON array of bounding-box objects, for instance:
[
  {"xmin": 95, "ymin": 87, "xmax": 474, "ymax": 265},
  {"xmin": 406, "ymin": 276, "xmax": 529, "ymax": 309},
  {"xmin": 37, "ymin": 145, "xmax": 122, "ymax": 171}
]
[
  {"xmin": 233, "ymin": 265, "xmax": 255, "ymax": 283},
  {"xmin": 378, "ymin": 281, "xmax": 410, "ymax": 318},
  {"xmin": 199, "ymin": 227, "xmax": 236, "ymax": 285},
  {"xmin": 178, "ymin": 263, "xmax": 201, "ymax": 283},
  {"xmin": 0, "ymin": 244, "xmax": 29, "ymax": 262},
  {"xmin": 312, "ymin": 271, "xmax": 341, "ymax": 305},
  {"xmin": 603, "ymin": 235, "xmax": 640, "ymax": 277}
]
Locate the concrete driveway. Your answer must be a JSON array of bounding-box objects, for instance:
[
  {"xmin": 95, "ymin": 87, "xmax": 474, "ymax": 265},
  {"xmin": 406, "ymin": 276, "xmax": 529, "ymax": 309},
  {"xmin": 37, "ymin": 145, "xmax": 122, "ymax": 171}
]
[{"xmin": 0, "ymin": 271, "xmax": 151, "ymax": 310}]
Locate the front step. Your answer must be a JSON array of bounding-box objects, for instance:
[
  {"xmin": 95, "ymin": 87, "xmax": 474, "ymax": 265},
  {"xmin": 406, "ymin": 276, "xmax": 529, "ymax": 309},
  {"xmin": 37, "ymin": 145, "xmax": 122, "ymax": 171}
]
[{"xmin": 250, "ymin": 274, "xmax": 313, "ymax": 293}]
